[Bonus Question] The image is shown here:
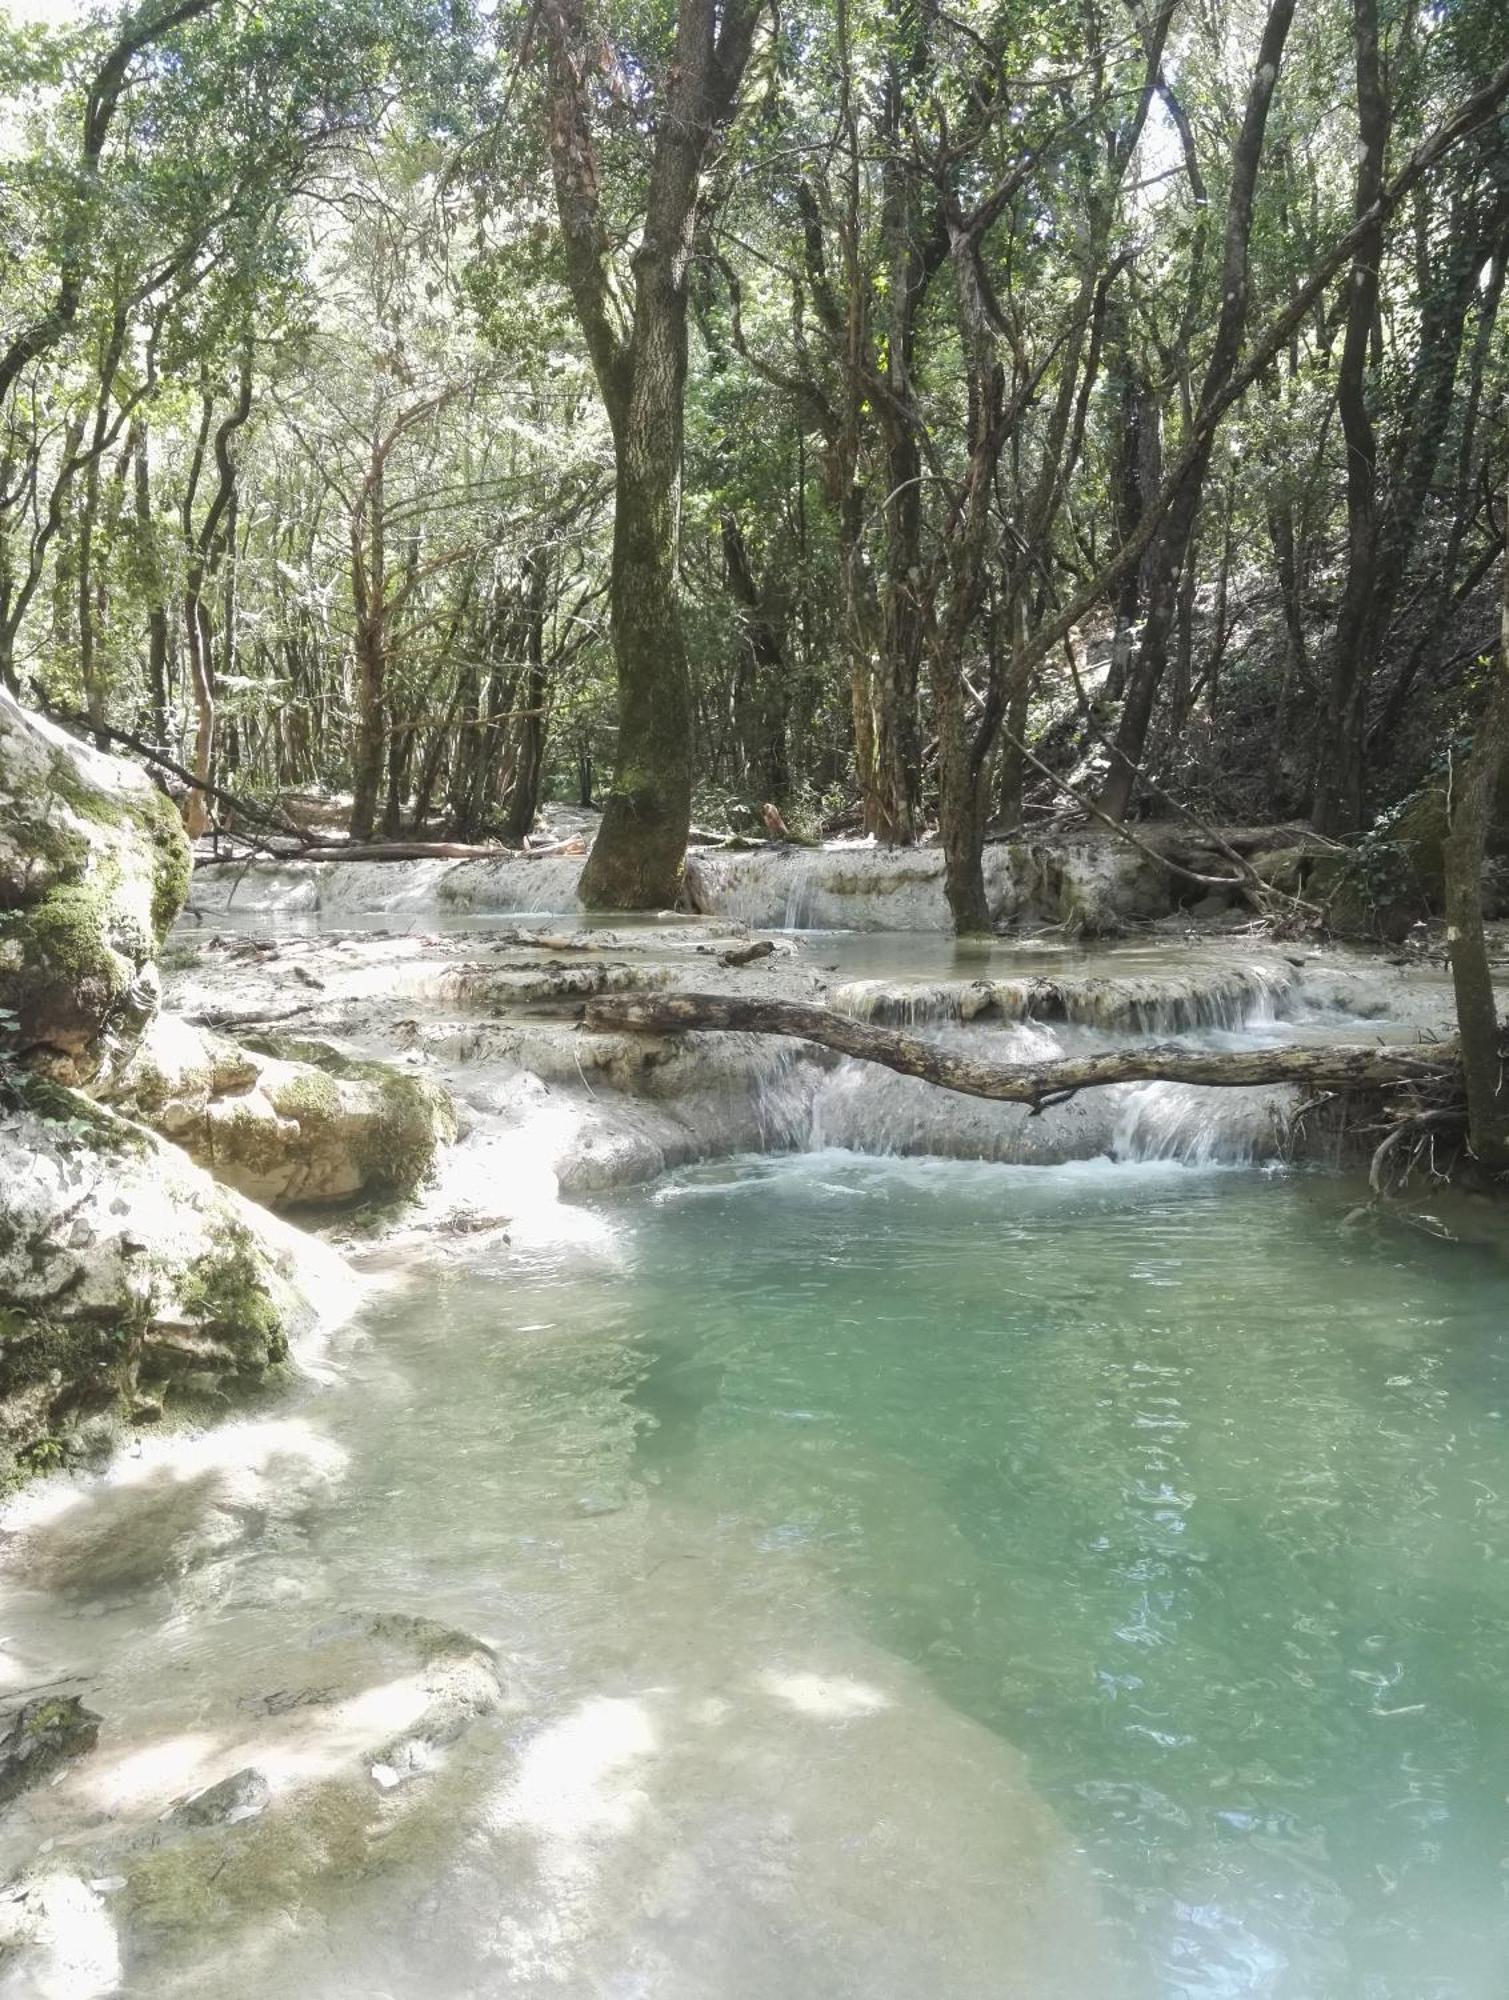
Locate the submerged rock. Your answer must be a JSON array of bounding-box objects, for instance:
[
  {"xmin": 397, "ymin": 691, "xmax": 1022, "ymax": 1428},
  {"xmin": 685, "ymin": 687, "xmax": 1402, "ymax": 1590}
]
[
  {"xmin": 0, "ymin": 1694, "xmax": 101, "ymax": 1809},
  {"xmin": 0, "ymin": 689, "xmax": 191, "ymax": 1084},
  {"xmin": 165, "ymin": 1768, "xmax": 270, "ymax": 1829},
  {"xmin": 0, "ymin": 1078, "xmax": 346, "ymax": 1485},
  {"xmin": 0, "ymin": 1608, "xmax": 510, "ymax": 1995},
  {"xmin": 112, "ymin": 1015, "xmax": 456, "ymax": 1209}
]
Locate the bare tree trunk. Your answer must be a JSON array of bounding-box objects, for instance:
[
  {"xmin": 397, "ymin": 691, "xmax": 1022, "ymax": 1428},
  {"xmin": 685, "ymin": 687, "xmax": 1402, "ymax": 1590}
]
[
  {"xmin": 1312, "ymin": 0, "xmax": 1390, "ymax": 833},
  {"xmin": 541, "ymin": 0, "xmax": 764, "ymax": 908},
  {"xmin": 1099, "ymin": 0, "xmax": 1297, "ymax": 822},
  {"xmin": 721, "ymin": 512, "xmax": 791, "ymax": 804},
  {"xmin": 131, "ymin": 416, "xmax": 170, "ymax": 750},
  {"xmin": 77, "ymin": 452, "xmax": 105, "ymax": 744},
  {"xmin": 995, "ymin": 594, "xmax": 1032, "ymax": 830},
  {"xmin": 1443, "ymin": 506, "xmax": 1509, "ymax": 1170},
  {"xmin": 182, "ymin": 348, "xmax": 252, "ymax": 838},
  {"xmin": 502, "ymin": 546, "xmax": 552, "ymax": 842},
  {"xmin": 349, "ymin": 427, "xmax": 387, "ymax": 841}
]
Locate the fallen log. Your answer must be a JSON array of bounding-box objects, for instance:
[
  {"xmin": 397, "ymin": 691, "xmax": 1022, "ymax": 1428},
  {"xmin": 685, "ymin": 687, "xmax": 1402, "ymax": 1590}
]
[
  {"xmin": 582, "ymin": 992, "xmax": 1460, "ymax": 1112},
  {"xmin": 195, "ymin": 839, "xmax": 517, "ymax": 865}
]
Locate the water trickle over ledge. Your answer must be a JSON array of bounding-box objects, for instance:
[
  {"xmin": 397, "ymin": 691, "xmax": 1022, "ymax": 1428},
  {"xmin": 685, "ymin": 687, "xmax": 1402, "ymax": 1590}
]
[{"xmin": 161, "ymin": 849, "xmax": 1467, "ymax": 1205}]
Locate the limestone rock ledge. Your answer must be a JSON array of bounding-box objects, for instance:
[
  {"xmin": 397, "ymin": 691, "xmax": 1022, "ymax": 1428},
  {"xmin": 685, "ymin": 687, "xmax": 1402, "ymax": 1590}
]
[
  {"xmin": 0, "ymin": 1076, "xmax": 347, "ymax": 1487},
  {"xmin": 110, "ymin": 1014, "xmax": 457, "ymax": 1209}
]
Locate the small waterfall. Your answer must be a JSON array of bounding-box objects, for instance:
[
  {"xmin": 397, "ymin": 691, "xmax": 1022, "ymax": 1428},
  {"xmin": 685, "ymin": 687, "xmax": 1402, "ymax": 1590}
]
[
  {"xmin": 1109, "ymin": 1081, "xmax": 1293, "ymax": 1166},
  {"xmin": 829, "ymin": 979, "xmax": 997, "ymax": 1026},
  {"xmin": 830, "ymin": 962, "xmax": 1295, "ymax": 1036},
  {"xmin": 781, "ymin": 852, "xmax": 819, "ymax": 931},
  {"xmin": 750, "ymin": 1042, "xmax": 826, "ymax": 1151},
  {"xmin": 815, "ymin": 969, "xmax": 1302, "ymax": 1170}
]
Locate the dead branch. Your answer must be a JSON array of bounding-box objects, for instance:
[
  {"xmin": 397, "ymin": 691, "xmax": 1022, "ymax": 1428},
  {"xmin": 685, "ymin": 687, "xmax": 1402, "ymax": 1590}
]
[{"xmin": 582, "ymin": 990, "xmax": 1459, "ymax": 1112}]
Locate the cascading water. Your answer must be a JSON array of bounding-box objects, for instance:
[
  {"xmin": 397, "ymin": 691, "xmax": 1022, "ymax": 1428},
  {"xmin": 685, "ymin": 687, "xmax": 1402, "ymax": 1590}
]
[{"xmin": 767, "ymin": 961, "xmax": 1312, "ymax": 1171}]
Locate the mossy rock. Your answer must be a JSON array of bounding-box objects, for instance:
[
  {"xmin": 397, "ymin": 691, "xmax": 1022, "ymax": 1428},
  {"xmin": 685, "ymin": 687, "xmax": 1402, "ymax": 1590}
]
[
  {"xmin": 0, "ymin": 691, "xmax": 191, "ymax": 1082},
  {"xmin": 244, "ymin": 1034, "xmax": 457, "ymax": 1199},
  {"xmin": 0, "ymin": 1695, "xmax": 102, "ymax": 1807},
  {"xmin": 1319, "ymin": 758, "xmax": 1509, "ymax": 941},
  {"xmin": 116, "ymin": 1020, "xmax": 457, "ymax": 1209},
  {"xmin": 0, "ymin": 1083, "xmax": 335, "ymax": 1488}
]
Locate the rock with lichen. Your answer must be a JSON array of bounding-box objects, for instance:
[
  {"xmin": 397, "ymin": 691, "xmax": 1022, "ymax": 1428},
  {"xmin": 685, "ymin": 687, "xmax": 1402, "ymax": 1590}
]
[
  {"xmin": 0, "ymin": 1075, "xmax": 347, "ymax": 1487},
  {"xmin": 0, "ymin": 1694, "xmax": 102, "ymax": 1809},
  {"xmin": 0, "ymin": 689, "xmax": 191, "ymax": 1084},
  {"xmin": 111, "ymin": 1016, "xmax": 457, "ymax": 1208}
]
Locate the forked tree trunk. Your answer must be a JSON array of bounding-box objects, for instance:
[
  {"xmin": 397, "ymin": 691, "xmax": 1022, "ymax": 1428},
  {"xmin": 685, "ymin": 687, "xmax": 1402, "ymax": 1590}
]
[
  {"xmin": 1100, "ymin": 0, "xmax": 1296, "ymax": 822},
  {"xmin": 182, "ymin": 349, "xmax": 252, "ymax": 839},
  {"xmin": 541, "ymin": 0, "xmax": 764, "ymax": 909}
]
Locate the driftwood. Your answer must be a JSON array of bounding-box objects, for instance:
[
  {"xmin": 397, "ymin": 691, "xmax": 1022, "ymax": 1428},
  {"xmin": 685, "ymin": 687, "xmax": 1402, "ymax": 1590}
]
[
  {"xmin": 582, "ymin": 991, "xmax": 1459, "ymax": 1112},
  {"xmin": 195, "ymin": 838, "xmax": 517, "ymax": 866}
]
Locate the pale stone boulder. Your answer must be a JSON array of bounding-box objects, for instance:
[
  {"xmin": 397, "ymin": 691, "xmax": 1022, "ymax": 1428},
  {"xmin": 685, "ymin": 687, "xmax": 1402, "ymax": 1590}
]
[
  {"xmin": 112, "ymin": 1015, "xmax": 457, "ymax": 1209},
  {"xmin": 0, "ymin": 1078, "xmax": 346, "ymax": 1486}
]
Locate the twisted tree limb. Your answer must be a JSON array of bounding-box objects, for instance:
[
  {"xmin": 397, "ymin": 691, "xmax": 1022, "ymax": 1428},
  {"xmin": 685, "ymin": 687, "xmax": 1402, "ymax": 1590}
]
[{"xmin": 582, "ymin": 991, "xmax": 1458, "ymax": 1112}]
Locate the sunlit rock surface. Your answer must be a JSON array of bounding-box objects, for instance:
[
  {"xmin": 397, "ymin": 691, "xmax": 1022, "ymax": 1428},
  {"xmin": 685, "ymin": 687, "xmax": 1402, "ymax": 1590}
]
[
  {"xmin": 0, "ymin": 1083, "xmax": 349, "ymax": 1484},
  {"xmin": 0, "ymin": 691, "xmax": 191, "ymax": 1086},
  {"xmin": 109, "ymin": 1014, "xmax": 456, "ymax": 1209},
  {"xmin": 0, "ymin": 1549, "xmax": 509, "ymax": 1998}
]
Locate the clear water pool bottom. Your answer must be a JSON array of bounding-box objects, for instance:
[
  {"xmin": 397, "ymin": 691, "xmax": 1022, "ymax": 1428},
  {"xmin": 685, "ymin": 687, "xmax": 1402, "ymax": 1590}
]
[{"xmin": 16, "ymin": 1154, "xmax": 1509, "ymax": 1998}]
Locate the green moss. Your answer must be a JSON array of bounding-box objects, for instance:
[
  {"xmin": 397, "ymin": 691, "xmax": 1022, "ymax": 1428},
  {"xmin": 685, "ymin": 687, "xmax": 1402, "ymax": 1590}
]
[
  {"xmin": 0, "ymin": 1302, "xmax": 139, "ymax": 1492},
  {"xmin": 0, "ymin": 1304, "xmax": 131, "ymax": 1399},
  {"xmin": 2, "ymin": 883, "xmax": 134, "ymax": 993},
  {"xmin": 0, "ymin": 804, "xmax": 91, "ymax": 886},
  {"xmin": 178, "ymin": 1219, "xmax": 288, "ymax": 1372},
  {"xmin": 275, "ymin": 1068, "xmax": 345, "ymax": 1120},
  {"xmin": 0, "ymin": 743, "xmax": 187, "ymax": 1078},
  {"xmin": 245, "ymin": 1034, "xmax": 456, "ymax": 1196},
  {"xmin": 362, "ymin": 1070, "xmax": 455, "ymax": 1192},
  {"xmin": 1, "ymin": 1069, "xmax": 152, "ymax": 1154},
  {"xmin": 130, "ymin": 784, "xmax": 194, "ymax": 941}
]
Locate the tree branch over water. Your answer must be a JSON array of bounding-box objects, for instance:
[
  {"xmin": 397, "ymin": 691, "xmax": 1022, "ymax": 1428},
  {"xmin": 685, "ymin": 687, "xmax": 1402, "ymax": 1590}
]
[{"xmin": 582, "ymin": 993, "xmax": 1460, "ymax": 1113}]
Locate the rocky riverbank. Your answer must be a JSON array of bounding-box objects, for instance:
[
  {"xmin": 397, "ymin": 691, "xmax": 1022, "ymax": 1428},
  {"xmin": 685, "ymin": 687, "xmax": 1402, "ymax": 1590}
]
[
  {"xmin": 1, "ymin": 687, "xmax": 1483, "ymax": 1487},
  {"xmin": 1, "ymin": 746, "xmax": 1497, "ymax": 1999}
]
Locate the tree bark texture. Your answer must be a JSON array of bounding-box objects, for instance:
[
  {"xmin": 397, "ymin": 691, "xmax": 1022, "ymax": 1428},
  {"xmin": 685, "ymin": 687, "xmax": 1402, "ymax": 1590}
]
[{"xmin": 541, "ymin": 0, "xmax": 763, "ymax": 909}]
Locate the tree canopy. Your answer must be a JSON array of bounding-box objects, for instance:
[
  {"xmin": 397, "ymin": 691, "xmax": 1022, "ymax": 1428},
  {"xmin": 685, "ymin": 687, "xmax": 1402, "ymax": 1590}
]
[{"xmin": 2, "ymin": 0, "xmax": 1507, "ymax": 930}]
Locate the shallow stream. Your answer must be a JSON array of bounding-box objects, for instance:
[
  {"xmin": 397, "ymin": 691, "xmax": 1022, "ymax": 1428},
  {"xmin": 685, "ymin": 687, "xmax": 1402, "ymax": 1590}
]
[{"xmin": 5, "ymin": 1149, "xmax": 1509, "ymax": 1997}]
